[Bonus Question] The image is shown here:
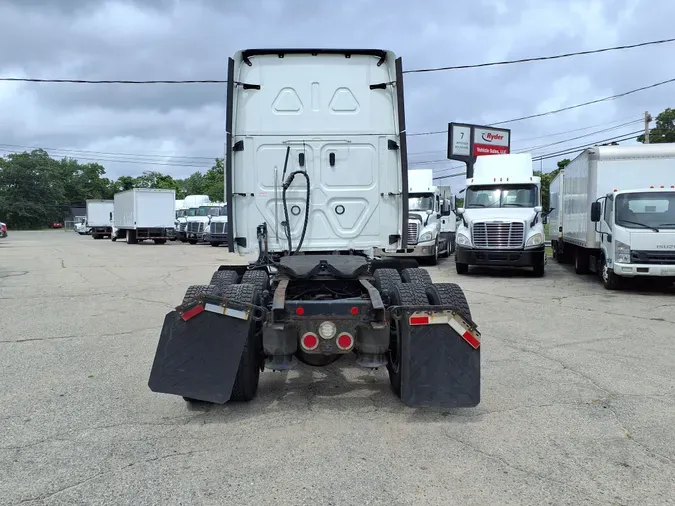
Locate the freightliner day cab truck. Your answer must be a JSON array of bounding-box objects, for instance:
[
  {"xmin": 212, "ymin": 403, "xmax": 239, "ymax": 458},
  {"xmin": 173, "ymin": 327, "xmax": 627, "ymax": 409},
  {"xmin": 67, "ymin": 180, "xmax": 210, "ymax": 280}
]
[
  {"xmin": 550, "ymin": 143, "xmax": 675, "ymax": 289},
  {"xmin": 112, "ymin": 188, "xmax": 176, "ymax": 244},
  {"xmin": 376, "ymin": 168, "xmax": 455, "ymax": 264},
  {"xmin": 85, "ymin": 199, "xmax": 114, "ymax": 239},
  {"xmin": 177, "ymin": 195, "xmax": 210, "ymax": 242},
  {"xmin": 203, "ymin": 204, "xmax": 229, "ymax": 247},
  {"xmin": 148, "ymin": 48, "xmax": 482, "ymax": 409},
  {"xmin": 186, "ymin": 202, "xmax": 227, "ymax": 244},
  {"xmin": 455, "ymin": 153, "xmax": 547, "ymax": 276}
]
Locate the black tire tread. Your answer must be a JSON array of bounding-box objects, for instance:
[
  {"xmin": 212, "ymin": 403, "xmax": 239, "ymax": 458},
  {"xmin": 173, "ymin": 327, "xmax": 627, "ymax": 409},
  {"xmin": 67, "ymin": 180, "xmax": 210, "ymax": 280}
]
[
  {"xmin": 373, "ymin": 268, "xmax": 402, "ymax": 303},
  {"xmin": 426, "ymin": 283, "xmax": 471, "ymax": 320},
  {"xmin": 241, "ymin": 269, "xmax": 270, "ymax": 293},
  {"xmin": 210, "ymin": 269, "xmax": 240, "ymax": 290},
  {"xmin": 181, "ymin": 284, "xmax": 220, "ymax": 306},
  {"xmin": 401, "ymin": 267, "xmax": 433, "ymax": 285}
]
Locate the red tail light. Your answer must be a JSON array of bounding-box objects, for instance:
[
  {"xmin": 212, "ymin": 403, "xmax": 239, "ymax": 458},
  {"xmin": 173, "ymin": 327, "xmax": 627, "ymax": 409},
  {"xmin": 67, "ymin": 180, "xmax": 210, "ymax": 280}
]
[
  {"xmin": 336, "ymin": 333, "xmax": 354, "ymax": 351},
  {"xmin": 300, "ymin": 332, "xmax": 319, "ymax": 351}
]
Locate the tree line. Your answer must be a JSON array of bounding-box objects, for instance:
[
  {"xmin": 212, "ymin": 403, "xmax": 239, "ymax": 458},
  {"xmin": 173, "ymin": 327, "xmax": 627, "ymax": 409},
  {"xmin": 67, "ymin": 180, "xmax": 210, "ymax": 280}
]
[{"xmin": 0, "ymin": 149, "xmax": 224, "ymax": 229}]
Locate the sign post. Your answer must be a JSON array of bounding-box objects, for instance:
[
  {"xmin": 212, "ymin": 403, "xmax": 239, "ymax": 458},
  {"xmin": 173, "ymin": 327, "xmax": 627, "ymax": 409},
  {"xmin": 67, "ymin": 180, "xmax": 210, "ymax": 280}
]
[{"xmin": 447, "ymin": 123, "xmax": 511, "ymax": 179}]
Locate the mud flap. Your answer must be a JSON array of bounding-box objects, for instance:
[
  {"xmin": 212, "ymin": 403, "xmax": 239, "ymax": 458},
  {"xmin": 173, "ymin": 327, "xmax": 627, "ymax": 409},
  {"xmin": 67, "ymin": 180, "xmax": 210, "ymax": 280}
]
[
  {"xmin": 397, "ymin": 306, "xmax": 481, "ymax": 408},
  {"xmin": 148, "ymin": 299, "xmax": 253, "ymax": 404}
]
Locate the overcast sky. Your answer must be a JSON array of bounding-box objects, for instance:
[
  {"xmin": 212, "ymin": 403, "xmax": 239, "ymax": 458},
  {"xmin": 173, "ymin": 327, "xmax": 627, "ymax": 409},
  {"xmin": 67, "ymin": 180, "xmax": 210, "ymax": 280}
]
[{"xmin": 0, "ymin": 0, "xmax": 672, "ymax": 189}]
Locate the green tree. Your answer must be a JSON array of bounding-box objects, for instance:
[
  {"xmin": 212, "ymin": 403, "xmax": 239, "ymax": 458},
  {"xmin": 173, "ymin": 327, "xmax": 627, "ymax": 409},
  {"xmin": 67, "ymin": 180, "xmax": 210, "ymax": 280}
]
[
  {"xmin": 202, "ymin": 158, "xmax": 224, "ymax": 202},
  {"xmin": 181, "ymin": 171, "xmax": 207, "ymax": 196},
  {"xmin": 637, "ymin": 108, "xmax": 675, "ymax": 144}
]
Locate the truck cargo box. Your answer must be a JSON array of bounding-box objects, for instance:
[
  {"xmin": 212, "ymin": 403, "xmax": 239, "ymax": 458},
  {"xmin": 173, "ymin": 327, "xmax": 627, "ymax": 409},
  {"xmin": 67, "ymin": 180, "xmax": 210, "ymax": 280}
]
[
  {"xmin": 114, "ymin": 189, "xmax": 176, "ymax": 230},
  {"xmin": 86, "ymin": 200, "xmax": 114, "ymax": 227}
]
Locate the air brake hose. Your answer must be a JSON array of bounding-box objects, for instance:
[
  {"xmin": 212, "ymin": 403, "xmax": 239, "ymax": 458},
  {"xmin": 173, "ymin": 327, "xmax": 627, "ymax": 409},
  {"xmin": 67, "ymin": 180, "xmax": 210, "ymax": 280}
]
[{"xmin": 282, "ymin": 170, "xmax": 311, "ymax": 256}]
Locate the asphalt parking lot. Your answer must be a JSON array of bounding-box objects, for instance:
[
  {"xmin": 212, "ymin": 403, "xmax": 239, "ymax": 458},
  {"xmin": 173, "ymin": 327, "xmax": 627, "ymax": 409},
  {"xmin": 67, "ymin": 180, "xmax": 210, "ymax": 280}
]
[{"xmin": 1, "ymin": 231, "xmax": 674, "ymax": 506}]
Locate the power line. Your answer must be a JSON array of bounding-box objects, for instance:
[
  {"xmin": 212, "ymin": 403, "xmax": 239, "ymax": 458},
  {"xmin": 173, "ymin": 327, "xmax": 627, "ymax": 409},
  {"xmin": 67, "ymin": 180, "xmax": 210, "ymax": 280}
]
[
  {"xmin": 408, "ymin": 77, "xmax": 675, "ymax": 136},
  {"xmin": 0, "ymin": 143, "xmax": 217, "ymax": 162},
  {"xmin": 2, "ymin": 37, "xmax": 674, "ymax": 84},
  {"xmin": 403, "ymin": 37, "xmax": 675, "ymax": 74}
]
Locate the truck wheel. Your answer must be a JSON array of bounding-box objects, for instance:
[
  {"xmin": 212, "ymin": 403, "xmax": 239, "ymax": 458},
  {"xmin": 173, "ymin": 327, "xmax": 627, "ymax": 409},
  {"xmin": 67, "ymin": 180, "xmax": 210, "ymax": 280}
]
[
  {"xmin": 373, "ymin": 268, "xmax": 402, "ymax": 305},
  {"xmin": 153, "ymin": 239, "xmax": 166, "ymax": 245},
  {"xmin": 241, "ymin": 269, "xmax": 270, "ymax": 293},
  {"xmin": 401, "ymin": 267, "xmax": 432, "ymax": 285},
  {"xmin": 210, "ymin": 242, "xmax": 219, "ymax": 247},
  {"xmin": 223, "ymin": 283, "xmax": 263, "ymax": 402},
  {"xmin": 455, "ymin": 262, "xmax": 469, "ymax": 275},
  {"xmin": 532, "ymin": 261, "xmax": 545, "ymax": 277},
  {"xmin": 386, "ymin": 283, "xmax": 429, "ymax": 397},
  {"xmin": 602, "ymin": 257, "xmax": 621, "ymax": 290},
  {"xmin": 92, "ymin": 234, "xmax": 101, "ymax": 240},
  {"xmin": 210, "ymin": 269, "xmax": 240, "ymax": 290},
  {"xmin": 426, "ymin": 283, "xmax": 471, "ymax": 321},
  {"xmin": 188, "ymin": 239, "xmax": 198, "ymax": 245}
]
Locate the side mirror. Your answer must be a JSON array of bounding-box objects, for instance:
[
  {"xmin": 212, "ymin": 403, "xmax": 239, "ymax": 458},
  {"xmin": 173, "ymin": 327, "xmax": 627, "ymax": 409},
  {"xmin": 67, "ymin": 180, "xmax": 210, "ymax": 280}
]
[
  {"xmin": 590, "ymin": 201, "xmax": 601, "ymax": 222},
  {"xmin": 534, "ymin": 205, "xmax": 543, "ymax": 213},
  {"xmin": 457, "ymin": 208, "xmax": 465, "ymax": 216}
]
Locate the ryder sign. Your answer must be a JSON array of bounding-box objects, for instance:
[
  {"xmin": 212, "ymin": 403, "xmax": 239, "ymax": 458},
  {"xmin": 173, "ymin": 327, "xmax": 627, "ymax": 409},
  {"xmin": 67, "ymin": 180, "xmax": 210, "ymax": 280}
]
[{"xmin": 447, "ymin": 122, "xmax": 511, "ymax": 178}]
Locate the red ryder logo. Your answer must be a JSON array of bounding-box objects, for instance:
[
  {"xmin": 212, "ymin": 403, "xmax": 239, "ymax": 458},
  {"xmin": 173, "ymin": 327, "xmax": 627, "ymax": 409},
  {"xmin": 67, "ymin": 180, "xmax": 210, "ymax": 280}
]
[{"xmin": 482, "ymin": 132, "xmax": 504, "ymax": 142}]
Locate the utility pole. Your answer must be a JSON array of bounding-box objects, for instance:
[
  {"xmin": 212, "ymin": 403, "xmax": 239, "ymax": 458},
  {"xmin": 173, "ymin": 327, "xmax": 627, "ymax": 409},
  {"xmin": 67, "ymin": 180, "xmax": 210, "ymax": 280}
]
[{"xmin": 644, "ymin": 111, "xmax": 652, "ymax": 143}]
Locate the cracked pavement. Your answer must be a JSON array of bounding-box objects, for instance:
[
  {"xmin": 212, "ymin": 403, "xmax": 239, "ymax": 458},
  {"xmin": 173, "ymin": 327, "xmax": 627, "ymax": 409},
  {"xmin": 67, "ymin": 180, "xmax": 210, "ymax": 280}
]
[{"xmin": 1, "ymin": 231, "xmax": 674, "ymax": 506}]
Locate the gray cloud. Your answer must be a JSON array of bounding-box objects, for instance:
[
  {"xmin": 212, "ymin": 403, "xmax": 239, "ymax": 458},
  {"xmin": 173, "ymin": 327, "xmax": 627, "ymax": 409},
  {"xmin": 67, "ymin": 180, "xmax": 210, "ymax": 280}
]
[{"xmin": 0, "ymin": 0, "xmax": 673, "ymax": 184}]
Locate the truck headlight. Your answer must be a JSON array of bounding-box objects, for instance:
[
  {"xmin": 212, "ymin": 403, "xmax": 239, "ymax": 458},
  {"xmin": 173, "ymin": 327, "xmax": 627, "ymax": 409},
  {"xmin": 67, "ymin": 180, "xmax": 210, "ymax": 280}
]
[
  {"xmin": 615, "ymin": 240, "xmax": 631, "ymax": 264},
  {"xmin": 525, "ymin": 233, "xmax": 543, "ymax": 248},
  {"xmin": 419, "ymin": 231, "xmax": 433, "ymax": 242},
  {"xmin": 456, "ymin": 232, "xmax": 471, "ymax": 247}
]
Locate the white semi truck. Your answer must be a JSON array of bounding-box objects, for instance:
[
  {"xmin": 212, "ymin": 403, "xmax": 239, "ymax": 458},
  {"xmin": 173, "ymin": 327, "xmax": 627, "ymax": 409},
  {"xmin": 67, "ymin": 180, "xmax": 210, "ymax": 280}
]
[
  {"xmin": 455, "ymin": 152, "xmax": 547, "ymax": 276},
  {"xmin": 551, "ymin": 144, "xmax": 675, "ymax": 289},
  {"xmin": 148, "ymin": 48, "xmax": 481, "ymax": 409},
  {"xmin": 376, "ymin": 169, "xmax": 455, "ymax": 264},
  {"xmin": 186, "ymin": 202, "xmax": 226, "ymax": 244},
  {"xmin": 177, "ymin": 195, "xmax": 210, "ymax": 242},
  {"xmin": 112, "ymin": 188, "xmax": 176, "ymax": 244},
  {"xmin": 203, "ymin": 204, "xmax": 229, "ymax": 247},
  {"xmin": 85, "ymin": 199, "xmax": 114, "ymax": 239}
]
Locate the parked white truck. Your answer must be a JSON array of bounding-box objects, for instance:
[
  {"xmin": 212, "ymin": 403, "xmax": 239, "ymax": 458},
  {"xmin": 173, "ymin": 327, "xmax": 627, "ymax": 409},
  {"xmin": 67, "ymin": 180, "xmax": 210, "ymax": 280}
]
[
  {"xmin": 203, "ymin": 204, "xmax": 229, "ymax": 247},
  {"xmin": 112, "ymin": 188, "xmax": 176, "ymax": 244},
  {"xmin": 177, "ymin": 195, "xmax": 210, "ymax": 242},
  {"xmin": 551, "ymin": 144, "xmax": 675, "ymax": 289},
  {"xmin": 86, "ymin": 199, "xmax": 114, "ymax": 239},
  {"xmin": 376, "ymin": 169, "xmax": 455, "ymax": 264},
  {"xmin": 455, "ymin": 152, "xmax": 547, "ymax": 276},
  {"xmin": 186, "ymin": 202, "xmax": 225, "ymax": 244}
]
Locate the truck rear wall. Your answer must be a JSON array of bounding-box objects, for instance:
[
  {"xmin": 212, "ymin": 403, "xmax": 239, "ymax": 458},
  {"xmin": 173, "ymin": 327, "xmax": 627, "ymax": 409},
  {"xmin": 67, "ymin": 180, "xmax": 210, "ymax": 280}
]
[
  {"xmin": 86, "ymin": 200, "xmax": 114, "ymax": 227},
  {"xmin": 561, "ymin": 150, "xmax": 597, "ymax": 248},
  {"xmin": 548, "ymin": 172, "xmax": 562, "ymax": 241},
  {"xmin": 114, "ymin": 189, "xmax": 175, "ymax": 229}
]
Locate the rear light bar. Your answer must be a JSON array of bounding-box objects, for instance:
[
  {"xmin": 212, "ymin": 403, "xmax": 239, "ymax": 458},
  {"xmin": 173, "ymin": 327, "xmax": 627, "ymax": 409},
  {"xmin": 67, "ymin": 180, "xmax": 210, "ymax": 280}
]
[
  {"xmin": 180, "ymin": 300, "xmax": 250, "ymax": 322},
  {"xmin": 408, "ymin": 311, "xmax": 481, "ymax": 349}
]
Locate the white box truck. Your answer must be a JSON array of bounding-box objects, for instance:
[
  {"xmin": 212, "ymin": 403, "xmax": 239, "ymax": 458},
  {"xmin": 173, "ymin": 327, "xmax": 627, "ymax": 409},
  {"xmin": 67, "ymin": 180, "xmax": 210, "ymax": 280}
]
[
  {"xmin": 455, "ymin": 152, "xmax": 547, "ymax": 276},
  {"xmin": 85, "ymin": 199, "xmax": 114, "ymax": 239},
  {"xmin": 112, "ymin": 188, "xmax": 176, "ymax": 244},
  {"xmin": 554, "ymin": 144, "xmax": 675, "ymax": 289}
]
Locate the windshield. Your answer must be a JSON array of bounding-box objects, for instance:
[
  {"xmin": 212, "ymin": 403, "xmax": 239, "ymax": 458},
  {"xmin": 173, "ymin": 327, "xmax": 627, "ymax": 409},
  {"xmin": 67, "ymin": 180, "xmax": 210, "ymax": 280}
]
[
  {"xmin": 615, "ymin": 192, "xmax": 675, "ymax": 229},
  {"xmin": 465, "ymin": 184, "xmax": 537, "ymax": 208},
  {"xmin": 187, "ymin": 208, "xmax": 197, "ymax": 217},
  {"xmin": 409, "ymin": 194, "xmax": 434, "ymax": 211},
  {"xmin": 176, "ymin": 210, "xmax": 186, "ymax": 218}
]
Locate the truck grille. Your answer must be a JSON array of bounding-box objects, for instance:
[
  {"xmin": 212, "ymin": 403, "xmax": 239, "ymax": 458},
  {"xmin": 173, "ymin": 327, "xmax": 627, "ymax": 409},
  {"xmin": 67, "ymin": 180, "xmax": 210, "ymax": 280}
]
[
  {"xmin": 631, "ymin": 250, "xmax": 675, "ymax": 265},
  {"xmin": 179, "ymin": 222, "xmax": 187, "ymax": 232},
  {"xmin": 210, "ymin": 222, "xmax": 227, "ymax": 234},
  {"xmin": 187, "ymin": 222, "xmax": 204, "ymax": 234},
  {"xmin": 407, "ymin": 221, "xmax": 419, "ymax": 245},
  {"xmin": 471, "ymin": 221, "xmax": 524, "ymax": 249}
]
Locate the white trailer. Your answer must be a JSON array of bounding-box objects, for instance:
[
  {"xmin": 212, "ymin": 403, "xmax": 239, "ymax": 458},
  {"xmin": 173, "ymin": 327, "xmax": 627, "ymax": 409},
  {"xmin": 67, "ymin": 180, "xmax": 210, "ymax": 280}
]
[
  {"xmin": 548, "ymin": 170, "xmax": 563, "ymax": 254},
  {"xmin": 112, "ymin": 188, "xmax": 176, "ymax": 244},
  {"xmin": 555, "ymin": 144, "xmax": 675, "ymax": 289},
  {"xmin": 86, "ymin": 199, "xmax": 114, "ymax": 239}
]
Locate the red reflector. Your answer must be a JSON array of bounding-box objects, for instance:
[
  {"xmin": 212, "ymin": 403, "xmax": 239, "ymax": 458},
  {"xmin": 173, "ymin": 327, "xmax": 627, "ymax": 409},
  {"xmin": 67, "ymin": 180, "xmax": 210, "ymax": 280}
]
[
  {"xmin": 350, "ymin": 306, "xmax": 358, "ymax": 315},
  {"xmin": 409, "ymin": 316, "xmax": 429, "ymax": 325},
  {"xmin": 296, "ymin": 307, "xmax": 304, "ymax": 316},
  {"xmin": 462, "ymin": 330, "xmax": 481, "ymax": 350},
  {"xmin": 181, "ymin": 304, "xmax": 204, "ymax": 321}
]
